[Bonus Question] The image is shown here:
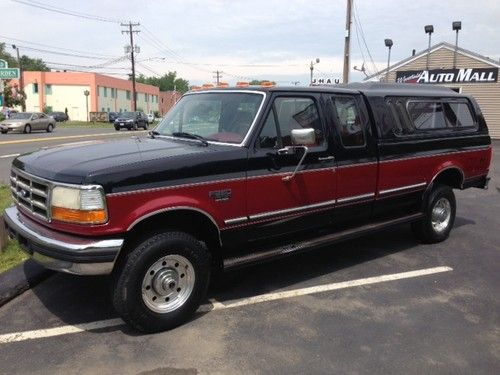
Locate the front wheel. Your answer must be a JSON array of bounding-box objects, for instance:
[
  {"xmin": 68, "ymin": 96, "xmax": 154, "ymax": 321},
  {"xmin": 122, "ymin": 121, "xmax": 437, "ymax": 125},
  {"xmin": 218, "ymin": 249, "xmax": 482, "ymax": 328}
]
[
  {"xmin": 411, "ymin": 184, "xmax": 456, "ymax": 243},
  {"xmin": 24, "ymin": 124, "xmax": 32, "ymax": 134},
  {"xmin": 112, "ymin": 231, "xmax": 211, "ymax": 333},
  {"xmin": 114, "ymin": 125, "xmax": 120, "ymax": 131}
]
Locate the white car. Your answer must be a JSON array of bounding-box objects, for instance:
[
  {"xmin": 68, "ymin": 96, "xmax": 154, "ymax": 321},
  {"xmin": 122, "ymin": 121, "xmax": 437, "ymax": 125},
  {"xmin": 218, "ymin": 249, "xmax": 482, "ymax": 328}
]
[{"xmin": 147, "ymin": 114, "xmax": 155, "ymax": 124}]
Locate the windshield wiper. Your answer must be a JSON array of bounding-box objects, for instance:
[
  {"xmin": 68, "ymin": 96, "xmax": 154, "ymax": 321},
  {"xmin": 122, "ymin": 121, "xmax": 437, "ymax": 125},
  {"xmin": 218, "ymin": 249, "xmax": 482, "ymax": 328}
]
[
  {"xmin": 171, "ymin": 132, "xmax": 209, "ymax": 146},
  {"xmin": 148, "ymin": 130, "xmax": 160, "ymax": 139}
]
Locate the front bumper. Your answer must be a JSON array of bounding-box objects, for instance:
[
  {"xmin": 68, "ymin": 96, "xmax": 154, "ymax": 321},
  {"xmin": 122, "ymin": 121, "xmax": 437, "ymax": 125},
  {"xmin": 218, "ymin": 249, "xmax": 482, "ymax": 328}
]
[{"xmin": 3, "ymin": 206, "xmax": 124, "ymax": 275}]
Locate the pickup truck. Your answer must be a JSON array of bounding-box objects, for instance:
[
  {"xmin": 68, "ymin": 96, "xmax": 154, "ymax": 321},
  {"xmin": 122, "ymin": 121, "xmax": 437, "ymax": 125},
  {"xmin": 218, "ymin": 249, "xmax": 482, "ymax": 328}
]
[{"xmin": 4, "ymin": 83, "xmax": 492, "ymax": 332}]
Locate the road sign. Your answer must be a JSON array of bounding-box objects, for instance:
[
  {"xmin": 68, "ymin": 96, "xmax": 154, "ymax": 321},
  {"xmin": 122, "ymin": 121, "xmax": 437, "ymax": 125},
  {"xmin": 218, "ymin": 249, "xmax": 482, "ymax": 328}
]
[
  {"xmin": 0, "ymin": 68, "xmax": 20, "ymax": 79},
  {"xmin": 0, "ymin": 59, "xmax": 7, "ymax": 69}
]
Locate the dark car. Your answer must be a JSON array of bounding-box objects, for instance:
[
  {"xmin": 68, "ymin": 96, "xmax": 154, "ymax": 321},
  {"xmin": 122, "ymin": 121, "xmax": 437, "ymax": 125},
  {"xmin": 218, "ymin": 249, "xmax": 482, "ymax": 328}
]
[
  {"xmin": 114, "ymin": 111, "xmax": 148, "ymax": 130},
  {"xmin": 108, "ymin": 112, "xmax": 119, "ymax": 123},
  {"xmin": 4, "ymin": 84, "xmax": 492, "ymax": 333},
  {"xmin": 48, "ymin": 111, "xmax": 69, "ymax": 122}
]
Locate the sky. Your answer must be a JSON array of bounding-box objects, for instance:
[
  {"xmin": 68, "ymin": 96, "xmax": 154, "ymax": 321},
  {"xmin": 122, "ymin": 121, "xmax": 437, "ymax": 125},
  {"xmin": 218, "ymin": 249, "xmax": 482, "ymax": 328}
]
[{"xmin": 0, "ymin": 0, "xmax": 499, "ymax": 87}]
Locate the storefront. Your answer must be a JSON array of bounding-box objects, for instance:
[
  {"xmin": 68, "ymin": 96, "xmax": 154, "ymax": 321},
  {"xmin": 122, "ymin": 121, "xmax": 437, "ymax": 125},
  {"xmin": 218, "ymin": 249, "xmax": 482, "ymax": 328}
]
[{"xmin": 366, "ymin": 42, "xmax": 500, "ymax": 139}]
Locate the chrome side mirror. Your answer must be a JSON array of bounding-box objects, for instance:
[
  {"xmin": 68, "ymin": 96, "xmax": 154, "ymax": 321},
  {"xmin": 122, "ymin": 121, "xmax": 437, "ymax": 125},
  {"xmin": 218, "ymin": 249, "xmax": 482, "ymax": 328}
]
[{"xmin": 291, "ymin": 128, "xmax": 316, "ymax": 146}]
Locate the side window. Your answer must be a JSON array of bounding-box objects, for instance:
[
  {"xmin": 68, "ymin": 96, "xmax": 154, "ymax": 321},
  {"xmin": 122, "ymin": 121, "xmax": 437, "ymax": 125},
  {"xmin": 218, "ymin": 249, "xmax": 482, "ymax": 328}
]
[
  {"xmin": 258, "ymin": 112, "xmax": 278, "ymax": 148},
  {"xmin": 332, "ymin": 96, "xmax": 365, "ymax": 147},
  {"xmin": 443, "ymin": 101, "xmax": 475, "ymax": 128},
  {"xmin": 407, "ymin": 101, "xmax": 447, "ymax": 130},
  {"xmin": 257, "ymin": 97, "xmax": 324, "ymax": 149}
]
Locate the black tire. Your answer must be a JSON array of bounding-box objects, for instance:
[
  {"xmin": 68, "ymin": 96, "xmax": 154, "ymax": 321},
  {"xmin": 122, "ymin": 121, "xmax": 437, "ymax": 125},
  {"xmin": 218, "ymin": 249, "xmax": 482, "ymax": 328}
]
[
  {"xmin": 143, "ymin": 123, "xmax": 148, "ymax": 130},
  {"xmin": 24, "ymin": 124, "xmax": 31, "ymax": 134},
  {"xmin": 1, "ymin": 131, "xmax": 7, "ymax": 134},
  {"xmin": 411, "ymin": 184, "xmax": 456, "ymax": 243},
  {"xmin": 112, "ymin": 231, "xmax": 211, "ymax": 333},
  {"xmin": 114, "ymin": 125, "xmax": 120, "ymax": 131},
  {"xmin": 127, "ymin": 127, "xmax": 132, "ymax": 131},
  {"xmin": 46, "ymin": 123, "xmax": 54, "ymax": 133}
]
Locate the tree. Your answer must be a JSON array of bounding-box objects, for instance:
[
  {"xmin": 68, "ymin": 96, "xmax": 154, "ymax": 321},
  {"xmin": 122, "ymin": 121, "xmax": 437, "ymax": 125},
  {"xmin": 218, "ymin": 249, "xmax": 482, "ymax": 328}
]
[
  {"xmin": 0, "ymin": 43, "xmax": 49, "ymax": 71},
  {"xmin": 136, "ymin": 71, "xmax": 189, "ymax": 93},
  {"xmin": 2, "ymin": 83, "xmax": 26, "ymax": 108},
  {"xmin": 249, "ymin": 80, "xmax": 276, "ymax": 85}
]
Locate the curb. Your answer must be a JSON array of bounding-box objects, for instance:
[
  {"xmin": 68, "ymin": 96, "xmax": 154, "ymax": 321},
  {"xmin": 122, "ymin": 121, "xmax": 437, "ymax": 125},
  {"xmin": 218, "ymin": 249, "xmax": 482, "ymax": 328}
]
[{"xmin": 0, "ymin": 260, "xmax": 53, "ymax": 308}]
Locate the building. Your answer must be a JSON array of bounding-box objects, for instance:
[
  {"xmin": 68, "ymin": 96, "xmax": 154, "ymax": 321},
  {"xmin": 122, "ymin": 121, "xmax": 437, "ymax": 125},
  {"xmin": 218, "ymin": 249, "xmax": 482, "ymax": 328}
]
[
  {"xmin": 365, "ymin": 42, "xmax": 500, "ymax": 139},
  {"xmin": 12, "ymin": 71, "xmax": 160, "ymax": 121},
  {"xmin": 159, "ymin": 90, "xmax": 182, "ymax": 116}
]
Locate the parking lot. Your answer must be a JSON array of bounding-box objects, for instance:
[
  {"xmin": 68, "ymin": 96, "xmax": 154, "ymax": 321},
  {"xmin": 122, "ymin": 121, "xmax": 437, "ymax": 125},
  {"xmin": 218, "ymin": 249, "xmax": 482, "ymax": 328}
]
[{"xmin": 0, "ymin": 141, "xmax": 498, "ymax": 374}]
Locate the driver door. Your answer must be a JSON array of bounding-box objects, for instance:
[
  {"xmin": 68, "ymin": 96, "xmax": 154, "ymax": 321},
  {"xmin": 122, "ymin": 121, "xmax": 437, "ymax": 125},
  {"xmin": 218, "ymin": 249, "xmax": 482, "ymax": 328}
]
[{"xmin": 245, "ymin": 93, "xmax": 337, "ymax": 242}]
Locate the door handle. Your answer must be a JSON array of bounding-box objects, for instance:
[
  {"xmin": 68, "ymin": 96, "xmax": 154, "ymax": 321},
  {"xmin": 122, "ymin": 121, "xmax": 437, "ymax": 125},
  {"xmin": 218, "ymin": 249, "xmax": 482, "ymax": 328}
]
[{"xmin": 318, "ymin": 155, "xmax": 335, "ymax": 162}]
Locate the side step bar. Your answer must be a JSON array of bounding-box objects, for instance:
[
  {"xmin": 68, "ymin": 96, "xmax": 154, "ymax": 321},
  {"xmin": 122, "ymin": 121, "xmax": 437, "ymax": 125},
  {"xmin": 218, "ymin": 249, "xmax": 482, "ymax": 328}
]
[{"xmin": 223, "ymin": 212, "xmax": 423, "ymax": 270}]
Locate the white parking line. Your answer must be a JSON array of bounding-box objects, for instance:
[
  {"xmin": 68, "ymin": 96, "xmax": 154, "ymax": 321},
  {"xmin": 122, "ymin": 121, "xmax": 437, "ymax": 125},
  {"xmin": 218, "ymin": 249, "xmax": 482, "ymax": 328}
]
[
  {"xmin": 0, "ymin": 266, "xmax": 452, "ymax": 344},
  {"xmin": 0, "ymin": 153, "xmax": 20, "ymax": 159}
]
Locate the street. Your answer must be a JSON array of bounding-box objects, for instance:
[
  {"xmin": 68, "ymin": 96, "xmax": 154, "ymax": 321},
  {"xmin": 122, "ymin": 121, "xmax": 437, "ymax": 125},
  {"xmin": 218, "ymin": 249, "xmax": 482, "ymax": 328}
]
[
  {"xmin": 0, "ymin": 141, "xmax": 498, "ymax": 374},
  {"xmin": 0, "ymin": 127, "xmax": 147, "ymax": 184}
]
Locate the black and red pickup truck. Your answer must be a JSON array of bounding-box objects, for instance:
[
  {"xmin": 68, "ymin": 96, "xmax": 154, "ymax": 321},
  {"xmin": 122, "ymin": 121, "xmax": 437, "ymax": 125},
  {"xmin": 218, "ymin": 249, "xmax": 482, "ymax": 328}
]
[{"xmin": 4, "ymin": 83, "xmax": 492, "ymax": 332}]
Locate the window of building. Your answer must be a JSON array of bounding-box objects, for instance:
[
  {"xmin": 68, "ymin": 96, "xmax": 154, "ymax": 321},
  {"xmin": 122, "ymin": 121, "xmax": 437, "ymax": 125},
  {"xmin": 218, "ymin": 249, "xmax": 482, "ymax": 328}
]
[
  {"xmin": 257, "ymin": 97, "xmax": 324, "ymax": 149},
  {"xmin": 104, "ymin": 87, "xmax": 108, "ymax": 98},
  {"xmin": 33, "ymin": 83, "xmax": 38, "ymax": 94},
  {"xmin": 145, "ymin": 93, "xmax": 148, "ymax": 102},
  {"xmin": 331, "ymin": 95, "xmax": 365, "ymax": 147},
  {"xmin": 45, "ymin": 84, "xmax": 52, "ymax": 95},
  {"xmin": 101, "ymin": 107, "xmax": 105, "ymax": 112},
  {"xmin": 126, "ymin": 90, "xmax": 131, "ymax": 100}
]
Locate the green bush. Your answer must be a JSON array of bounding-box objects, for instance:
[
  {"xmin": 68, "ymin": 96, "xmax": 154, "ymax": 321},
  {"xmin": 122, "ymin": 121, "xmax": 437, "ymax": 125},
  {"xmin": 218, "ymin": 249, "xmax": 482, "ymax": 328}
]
[{"xmin": 0, "ymin": 113, "xmax": 5, "ymax": 121}]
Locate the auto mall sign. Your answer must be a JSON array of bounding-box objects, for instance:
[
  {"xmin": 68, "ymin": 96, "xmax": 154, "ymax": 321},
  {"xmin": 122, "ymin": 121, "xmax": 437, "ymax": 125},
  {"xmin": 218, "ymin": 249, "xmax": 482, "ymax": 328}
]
[{"xmin": 396, "ymin": 67, "xmax": 498, "ymax": 84}]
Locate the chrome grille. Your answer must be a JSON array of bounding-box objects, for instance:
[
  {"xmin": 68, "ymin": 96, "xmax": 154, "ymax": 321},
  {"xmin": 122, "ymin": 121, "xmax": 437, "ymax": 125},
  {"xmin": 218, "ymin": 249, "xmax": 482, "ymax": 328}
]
[{"xmin": 10, "ymin": 168, "xmax": 50, "ymax": 221}]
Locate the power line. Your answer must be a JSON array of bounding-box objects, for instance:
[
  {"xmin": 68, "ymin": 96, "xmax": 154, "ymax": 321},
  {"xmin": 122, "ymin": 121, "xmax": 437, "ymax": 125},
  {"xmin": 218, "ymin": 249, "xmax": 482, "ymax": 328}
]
[
  {"xmin": 0, "ymin": 34, "xmax": 118, "ymax": 58},
  {"xmin": 352, "ymin": 2, "xmax": 378, "ymax": 76},
  {"xmin": 10, "ymin": 45, "xmax": 117, "ymax": 60},
  {"xmin": 11, "ymin": 0, "xmax": 123, "ymax": 23}
]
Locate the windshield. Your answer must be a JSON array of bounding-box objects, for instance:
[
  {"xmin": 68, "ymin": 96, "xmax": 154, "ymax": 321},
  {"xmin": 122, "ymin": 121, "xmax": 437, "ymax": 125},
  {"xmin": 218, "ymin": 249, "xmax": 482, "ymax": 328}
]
[
  {"xmin": 155, "ymin": 92, "xmax": 263, "ymax": 144},
  {"xmin": 9, "ymin": 113, "xmax": 32, "ymax": 120},
  {"xmin": 120, "ymin": 112, "xmax": 136, "ymax": 119}
]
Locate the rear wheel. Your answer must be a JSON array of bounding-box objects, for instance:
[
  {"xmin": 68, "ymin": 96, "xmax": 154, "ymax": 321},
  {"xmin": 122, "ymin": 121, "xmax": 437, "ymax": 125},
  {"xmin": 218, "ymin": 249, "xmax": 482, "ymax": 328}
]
[
  {"xmin": 46, "ymin": 124, "xmax": 54, "ymax": 133},
  {"xmin": 112, "ymin": 231, "xmax": 211, "ymax": 333},
  {"xmin": 1, "ymin": 130, "xmax": 7, "ymax": 134},
  {"xmin": 411, "ymin": 184, "xmax": 456, "ymax": 243},
  {"xmin": 24, "ymin": 124, "xmax": 31, "ymax": 134},
  {"xmin": 114, "ymin": 125, "xmax": 120, "ymax": 131}
]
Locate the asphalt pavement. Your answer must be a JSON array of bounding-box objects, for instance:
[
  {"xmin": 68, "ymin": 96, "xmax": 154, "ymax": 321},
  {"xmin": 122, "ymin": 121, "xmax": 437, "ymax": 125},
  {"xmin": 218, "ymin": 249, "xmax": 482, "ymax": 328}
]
[
  {"xmin": 0, "ymin": 126, "xmax": 147, "ymax": 184},
  {"xmin": 0, "ymin": 139, "xmax": 498, "ymax": 374}
]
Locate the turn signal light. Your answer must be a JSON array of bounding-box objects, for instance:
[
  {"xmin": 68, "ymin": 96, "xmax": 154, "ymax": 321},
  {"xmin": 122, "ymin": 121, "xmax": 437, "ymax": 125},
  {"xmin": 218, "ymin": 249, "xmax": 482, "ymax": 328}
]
[
  {"xmin": 51, "ymin": 206, "xmax": 107, "ymax": 224},
  {"xmin": 260, "ymin": 81, "xmax": 275, "ymax": 87}
]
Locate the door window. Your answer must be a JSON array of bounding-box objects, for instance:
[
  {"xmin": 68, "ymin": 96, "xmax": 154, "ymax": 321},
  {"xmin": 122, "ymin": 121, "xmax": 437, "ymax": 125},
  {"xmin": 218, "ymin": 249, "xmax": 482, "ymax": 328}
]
[
  {"xmin": 257, "ymin": 97, "xmax": 324, "ymax": 148},
  {"xmin": 332, "ymin": 96, "xmax": 365, "ymax": 147}
]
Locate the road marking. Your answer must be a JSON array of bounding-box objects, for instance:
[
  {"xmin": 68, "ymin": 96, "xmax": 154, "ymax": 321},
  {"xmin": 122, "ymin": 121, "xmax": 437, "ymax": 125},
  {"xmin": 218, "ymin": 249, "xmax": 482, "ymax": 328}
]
[
  {"xmin": 0, "ymin": 266, "xmax": 452, "ymax": 343},
  {"xmin": 0, "ymin": 153, "xmax": 20, "ymax": 159},
  {"xmin": 0, "ymin": 131, "xmax": 148, "ymax": 145}
]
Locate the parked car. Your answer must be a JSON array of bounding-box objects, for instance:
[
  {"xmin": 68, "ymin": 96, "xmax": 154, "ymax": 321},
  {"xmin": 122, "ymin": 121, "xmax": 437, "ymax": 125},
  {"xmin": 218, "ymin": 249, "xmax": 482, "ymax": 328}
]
[
  {"xmin": 114, "ymin": 111, "xmax": 148, "ymax": 130},
  {"xmin": 147, "ymin": 113, "xmax": 155, "ymax": 124},
  {"xmin": 48, "ymin": 111, "xmax": 69, "ymax": 122},
  {"xmin": 4, "ymin": 84, "xmax": 492, "ymax": 332},
  {"xmin": 108, "ymin": 112, "xmax": 119, "ymax": 123},
  {"xmin": 0, "ymin": 112, "xmax": 55, "ymax": 134}
]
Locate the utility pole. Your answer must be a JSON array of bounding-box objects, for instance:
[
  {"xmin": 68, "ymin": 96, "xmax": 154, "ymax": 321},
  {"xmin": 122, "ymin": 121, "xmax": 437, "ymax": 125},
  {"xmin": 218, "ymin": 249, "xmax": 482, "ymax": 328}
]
[
  {"xmin": 121, "ymin": 21, "xmax": 140, "ymax": 111},
  {"xmin": 213, "ymin": 70, "xmax": 223, "ymax": 85},
  {"xmin": 12, "ymin": 45, "xmax": 25, "ymax": 111},
  {"xmin": 342, "ymin": 0, "xmax": 353, "ymax": 84}
]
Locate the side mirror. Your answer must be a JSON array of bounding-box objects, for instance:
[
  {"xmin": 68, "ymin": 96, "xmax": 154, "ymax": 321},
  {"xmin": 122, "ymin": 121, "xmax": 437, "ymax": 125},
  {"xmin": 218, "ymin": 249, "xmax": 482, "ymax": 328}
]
[{"xmin": 291, "ymin": 128, "xmax": 316, "ymax": 146}]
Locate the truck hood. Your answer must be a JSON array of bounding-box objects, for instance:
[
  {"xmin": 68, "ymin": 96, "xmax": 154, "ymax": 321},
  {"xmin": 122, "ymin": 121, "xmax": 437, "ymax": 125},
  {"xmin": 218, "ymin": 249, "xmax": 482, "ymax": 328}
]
[{"xmin": 12, "ymin": 136, "xmax": 223, "ymax": 186}]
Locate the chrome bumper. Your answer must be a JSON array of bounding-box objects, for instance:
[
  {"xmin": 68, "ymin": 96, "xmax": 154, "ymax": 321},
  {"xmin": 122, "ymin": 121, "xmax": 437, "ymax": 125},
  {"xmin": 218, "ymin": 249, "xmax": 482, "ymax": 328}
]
[{"xmin": 3, "ymin": 206, "xmax": 124, "ymax": 275}]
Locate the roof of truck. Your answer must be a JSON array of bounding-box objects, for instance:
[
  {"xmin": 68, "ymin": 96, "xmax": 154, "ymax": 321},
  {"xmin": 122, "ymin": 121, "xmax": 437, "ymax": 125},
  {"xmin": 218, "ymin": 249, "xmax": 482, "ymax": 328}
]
[{"xmin": 192, "ymin": 83, "xmax": 462, "ymax": 97}]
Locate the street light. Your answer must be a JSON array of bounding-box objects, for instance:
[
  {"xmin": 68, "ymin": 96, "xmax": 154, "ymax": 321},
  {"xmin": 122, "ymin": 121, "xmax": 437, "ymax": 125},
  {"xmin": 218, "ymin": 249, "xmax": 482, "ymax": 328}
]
[
  {"xmin": 84, "ymin": 90, "xmax": 90, "ymax": 122},
  {"xmin": 424, "ymin": 24, "xmax": 434, "ymax": 70},
  {"xmin": 452, "ymin": 21, "xmax": 462, "ymax": 69},
  {"xmin": 310, "ymin": 58, "xmax": 320, "ymax": 84},
  {"xmin": 384, "ymin": 39, "xmax": 393, "ymax": 83},
  {"xmin": 11, "ymin": 44, "xmax": 25, "ymax": 111}
]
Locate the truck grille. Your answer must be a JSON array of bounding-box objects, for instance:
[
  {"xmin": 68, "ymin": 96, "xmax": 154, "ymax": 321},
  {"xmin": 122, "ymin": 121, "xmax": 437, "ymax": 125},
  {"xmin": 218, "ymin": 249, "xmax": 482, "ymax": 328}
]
[{"xmin": 10, "ymin": 168, "xmax": 50, "ymax": 221}]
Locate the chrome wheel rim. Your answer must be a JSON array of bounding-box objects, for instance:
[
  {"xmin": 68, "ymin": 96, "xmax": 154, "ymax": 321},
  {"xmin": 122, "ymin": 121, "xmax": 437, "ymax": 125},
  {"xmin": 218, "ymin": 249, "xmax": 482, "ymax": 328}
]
[
  {"xmin": 141, "ymin": 254, "xmax": 195, "ymax": 313},
  {"xmin": 431, "ymin": 197, "xmax": 451, "ymax": 233}
]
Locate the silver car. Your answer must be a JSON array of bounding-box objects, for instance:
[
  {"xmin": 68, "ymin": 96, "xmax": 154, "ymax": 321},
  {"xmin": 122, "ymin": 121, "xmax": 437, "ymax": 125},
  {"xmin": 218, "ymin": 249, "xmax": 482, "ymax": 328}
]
[{"xmin": 0, "ymin": 112, "xmax": 56, "ymax": 134}]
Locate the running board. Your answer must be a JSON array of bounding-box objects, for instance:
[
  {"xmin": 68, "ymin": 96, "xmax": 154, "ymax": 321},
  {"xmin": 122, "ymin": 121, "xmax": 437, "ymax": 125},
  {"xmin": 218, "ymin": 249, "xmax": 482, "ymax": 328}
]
[{"xmin": 223, "ymin": 213, "xmax": 423, "ymax": 270}]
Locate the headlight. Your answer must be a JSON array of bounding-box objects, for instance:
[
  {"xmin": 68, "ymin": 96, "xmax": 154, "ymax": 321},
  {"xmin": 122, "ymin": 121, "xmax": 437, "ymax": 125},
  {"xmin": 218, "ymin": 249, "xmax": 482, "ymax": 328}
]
[{"xmin": 51, "ymin": 186, "xmax": 107, "ymax": 224}]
